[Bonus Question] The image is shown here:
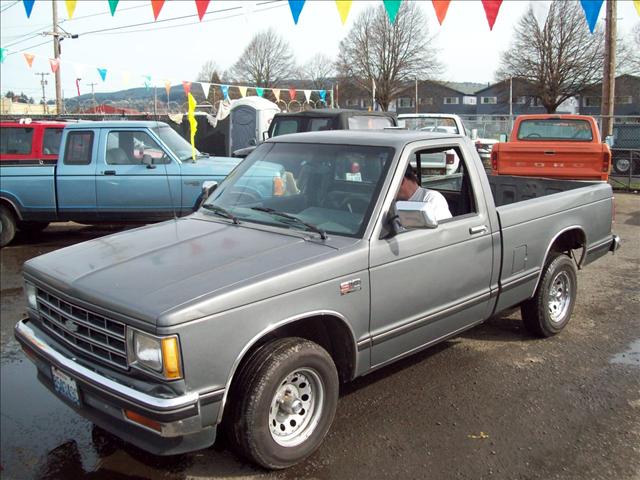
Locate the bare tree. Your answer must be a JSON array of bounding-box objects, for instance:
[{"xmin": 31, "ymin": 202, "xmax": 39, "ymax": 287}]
[
  {"xmin": 336, "ymin": 2, "xmax": 441, "ymax": 111},
  {"xmin": 619, "ymin": 23, "xmax": 640, "ymax": 75},
  {"xmin": 297, "ymin": 54, "xmax": 335, "ymax": 90},
  {"xmin": 197, "ymin": 60, "xmax": 222, "ymax": 83},
  {"xmin": 230, "ymin": 29, "xmax": 296, "ymax": 87},
  {"xmin": 497, "ymin": 1, "xmax": 606, "ymax": 113}
]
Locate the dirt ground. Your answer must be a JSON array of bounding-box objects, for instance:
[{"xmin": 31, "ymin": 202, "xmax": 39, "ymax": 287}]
[{"xmin": 1, "ymin": 194, "xmax": 638, "ymax": 480}]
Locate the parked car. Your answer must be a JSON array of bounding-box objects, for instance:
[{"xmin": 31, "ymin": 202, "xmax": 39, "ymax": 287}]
[
  {"xmin": 0, "ymin": 121, "xmax": 240, "ymax": 246},
  {"xmin": 0, "ymin": 119, "xmax": 66, "ymax": 165},
  {"xmin": 233, "ymin": 109, "xmax": 397, "ymax": 157},
  {"xmin": 398, "ymin": 113, "xmax": 497, "ymax": 167},
  {"xmin": 491, "ymin": 114, "xmax": 611, "ymax": 181},
  {"xmin": 15, "ymin": 129, "xmax": 620, "ymax": 469},
  {"xmin": 610, "ymin": 123, "xmax": 640, "ymax": 176}
]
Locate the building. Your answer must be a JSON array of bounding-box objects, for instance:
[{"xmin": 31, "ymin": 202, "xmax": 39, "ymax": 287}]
[{"xmin": 577, "ymin": 74, "xmax": 640, "ymax": 116}]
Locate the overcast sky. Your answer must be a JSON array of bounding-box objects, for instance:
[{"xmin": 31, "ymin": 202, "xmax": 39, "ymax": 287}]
[{"xmin": 1, "ymin": 0, "xmax": 638, "ymax": 101}]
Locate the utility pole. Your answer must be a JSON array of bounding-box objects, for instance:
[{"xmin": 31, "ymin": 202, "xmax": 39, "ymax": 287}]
[
  {"xmin": 52, "ymin": 0, "xmax": 62, "ymax": 115},
  {"xmin": 36, "ymin": 72, "xmax": 50, "ymax": 113},
  {"xmin": 87, "ymin": 82, "xmax": 97, "ymax": 107},
  {"xmin": 600, "ymin": 0, "xmax": 616, "ymax": 138}
]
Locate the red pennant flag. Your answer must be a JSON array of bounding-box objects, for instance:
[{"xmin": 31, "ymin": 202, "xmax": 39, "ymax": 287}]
[
  {"xmin": 151, "ymin": 0, "xmax": 165, "ymax": 20},
  {"xmin": 23, "ymin": 53, "xmax": 35, "ymax": 68},
  {"xmin": 182, "ymin": 81, "xmax": 192, "ymax": 96},
  {"xmin": 195, "ymin": 0, "xmax": 210, "ymax": 21},
  {"xmin": 432, "ymin": 0, "xmax": 450, "ymax": 25},
  {"xmin": 49, "ymin": 58, "xmax": 60, "ymax": 73},
  {"xmin": 289, "ymin": 88, "xmax": 297, "ymax": 100},
  {"xmin": 481, "ymin": 0, "xmax": 502, "ymax": 31}
]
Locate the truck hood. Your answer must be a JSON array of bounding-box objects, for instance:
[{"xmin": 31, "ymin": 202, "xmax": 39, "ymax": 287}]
[{"xmin": 24, "ymin": 217, "xmax": 357, "ymax": 328}]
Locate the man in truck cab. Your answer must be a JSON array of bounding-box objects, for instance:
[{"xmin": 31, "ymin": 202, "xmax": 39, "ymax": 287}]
[{"xmin": 397, "ymin": 165, "xmax": 452, "ymax": 221}]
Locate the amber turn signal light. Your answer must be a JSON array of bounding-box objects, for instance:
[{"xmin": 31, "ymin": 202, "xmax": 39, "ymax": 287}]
[
  {"xmin": 124, "ymin": 409, "xmax": 162, "ymax": 432},
  {"xmin": 162, "ymin": 337, "xmax": 181, "ymax": 380}
]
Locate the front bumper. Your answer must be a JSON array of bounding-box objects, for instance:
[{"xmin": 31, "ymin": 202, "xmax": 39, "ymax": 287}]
[
  {"xmin": 15, "ymin": 319, "xmax": 222, "ymax": 456},
  {"xmin": 609, "ymin": 234, "xmax": 621, "ymax": 253}
]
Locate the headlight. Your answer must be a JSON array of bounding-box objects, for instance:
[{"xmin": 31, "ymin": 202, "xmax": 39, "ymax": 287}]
[
  {"xmin": 131, "ymin": 330, "xmax": 182, "ymax": 380},
  {"xmin": 24, "ymin": 282, "xmax": 37, "ymax": 310}
]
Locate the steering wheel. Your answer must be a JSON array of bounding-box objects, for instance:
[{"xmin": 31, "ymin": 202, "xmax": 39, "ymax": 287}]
[
  {"xmin": 525, "ymin": 133, "xmax": 541, "ymax": 138},
  {"xmin": 338, "ymin": 195, "xmax": 369, "ymax": 214}
]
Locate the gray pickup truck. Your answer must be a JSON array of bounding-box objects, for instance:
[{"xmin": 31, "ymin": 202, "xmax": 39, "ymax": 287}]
[{"xmin": 15, "ymin": 130, "xmax": 620, "ymax": 469}]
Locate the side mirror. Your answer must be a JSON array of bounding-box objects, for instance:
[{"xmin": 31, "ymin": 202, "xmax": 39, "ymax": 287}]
[
  {"xmin": 604, "ymin": 135, "xmax": 613, "ymax": 147},
  {"xmin": 142, "ymin": 154, "xmax": 156, "ymax": 169},
  {"xmin": 193, "ymin": 181, "xmax": 218, "ymax": 211},
  {"xmin": 263, "ymin": 131, "xmax": 270, "ymax": 141},
  {"xmin": 498, "ymin": 133, "xmax": 508, "ymax": 142},
  {"xmin": 470, "ymin": 128, "xmax": 478, "ymax": 140},
  {"xmin": 249, "ymin": 138, "xmax": 257, "ymax": 146},
  {"xmin": 395, "ymin": 201, "xmax": 438, "ymax": 229}
]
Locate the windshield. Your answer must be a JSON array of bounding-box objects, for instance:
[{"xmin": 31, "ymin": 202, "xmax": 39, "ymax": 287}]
[
  {"xmin": 399, "ymin": 117, "xmax": 460, "ymax": 134},
  {"xmin": 153, "ymin": 125, "xmax": 201, "ymax": 160},
  {"xmin": 517, "ymin": 119, "xmax": 593, "ymax": 141},
  {"xmin": 202, "ymin": 142, "xmax": 395, "ymax": 238}
]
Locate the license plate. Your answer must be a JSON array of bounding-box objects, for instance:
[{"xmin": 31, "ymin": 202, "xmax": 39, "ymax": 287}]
[{"xmin": 51, "ymin": 366, "xmax": 81, "ymax": 407}]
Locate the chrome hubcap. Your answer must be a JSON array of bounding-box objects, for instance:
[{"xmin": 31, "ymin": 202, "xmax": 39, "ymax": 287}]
[
  {"xmin": 548, "ymin": 271, "xmax": 571, "ymax": 323},
  {"xmin": 268, "ymin": 368, "xmax": 324, "ymax": 447}
]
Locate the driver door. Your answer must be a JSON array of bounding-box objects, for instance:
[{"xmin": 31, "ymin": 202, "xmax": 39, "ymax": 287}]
[{"xmin": 96, "ymin": 129, "xmax": 181, "ymax": 221}]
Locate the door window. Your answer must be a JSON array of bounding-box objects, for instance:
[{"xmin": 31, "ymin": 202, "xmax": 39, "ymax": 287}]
[
  {"xmin": 43, "ymin": 128, "xmax": 63, "ymax": 155},
  {"xmin": 106, "ymin": 131, "xmax": 169, "ymax": 165},
  {"xmin": 63, "ymin": 131, "xmax": 93, "ymax": 165},
  {"xmin": 272, "ymin": 119, "xmax": 300, "ymax": 137},
  {"xmin": 348, "ymin": 116, "xmax": 394, "ymax": 130}
]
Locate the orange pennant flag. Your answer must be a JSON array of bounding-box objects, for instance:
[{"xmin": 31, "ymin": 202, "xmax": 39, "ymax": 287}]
[
  {"xmin": 164, "ymin": 80, "xmax": 171, "ymax": 97},
  {"xmin": 49, "ymin": 58, "xmax": 60, "ymax": 73},
  {"xmin": 335, "ymin": 0, "xmax": 352, "ymax": 25},
  {"xmin": 432, "ymin": 0, "xmax": 450, "ymax": 25},
  {"xmin": 182, "ymin": 81, "xmax": 191, "ymax": 96},
  {"xmin": 151, "ymin": 0, "xmax": 165, "ymax": 20},
  {"xmin": 24, "ymin": 53, "xmax": 35, "ymax": 68},
  {"xmin": 65, "ymin": 0, "xmax": 77, "ymax": 19}
]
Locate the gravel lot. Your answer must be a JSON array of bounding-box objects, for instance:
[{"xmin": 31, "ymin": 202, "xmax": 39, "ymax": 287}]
[{"xmin": 1, "ymin": 194, "xmax": 638, "ymax": 480}]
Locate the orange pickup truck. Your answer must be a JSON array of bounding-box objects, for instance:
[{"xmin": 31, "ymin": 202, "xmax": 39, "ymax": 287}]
[{"xmin": 491, "ymin": 114, "xmax": 611, "ymax": 181}]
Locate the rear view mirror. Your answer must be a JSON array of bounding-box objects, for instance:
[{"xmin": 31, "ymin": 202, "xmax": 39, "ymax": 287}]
[
  {"xmin": 395, "ymin": 201, "xmax": 438, "ymax": 229},
  {"xmin": 193, "ymin": 181, "xmax": 218, "ymax": 211},
  {"xmin": 498, "ymin": 133, "xmax": 508, "ymax": 142}
]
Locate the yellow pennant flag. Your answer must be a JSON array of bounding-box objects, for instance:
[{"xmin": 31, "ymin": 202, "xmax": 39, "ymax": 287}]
[
  {"xmin": 188, "ymin": 92, "xmax": 198, "ymax": 160},
  {"xmin": 65, "ymin": 0, "xmax": 77, "ymax": 19},
  {"xmin": 634, "ymin": 0, "xmax": 640, "ymax": 16},
  {"xmin": 122, "ymin": 71, "xmax": 131, "ymax": 86},
  {"xmin": 272, "ymin": 88, "xmax": 281, "ymax": 101},
  {"xmin": 335, "ymin": 0, "xmax": 352, "ymax": 25},
  {"xmin": 238, "ymin": 86, "xmax": 247, "ymax": 97}
]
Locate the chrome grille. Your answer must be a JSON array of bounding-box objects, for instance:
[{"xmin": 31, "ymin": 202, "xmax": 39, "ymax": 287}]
[{"xmin": 36, "ymin": 288, "xmax": 128, "ymax": 369}]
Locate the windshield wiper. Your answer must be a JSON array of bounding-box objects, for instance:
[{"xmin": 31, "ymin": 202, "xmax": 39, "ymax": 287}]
[
  {"xmin": 201, "ymin": 204, "xmax": 241, "ymax": 224},
  {"xmin": 251, "ymin": 207, "xmax": 327, "ymax": 240}
]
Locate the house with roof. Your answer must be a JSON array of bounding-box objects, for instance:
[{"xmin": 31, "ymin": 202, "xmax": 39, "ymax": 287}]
[
  {"xmin": 473, "ymin": 78, "xmax": 549, "ymax": 115},
  {"xmin": 577, "ymin": 74, "xmax": 640, "ymax": 116},
  {"xmin": 393, "ymin": 80, "xmax": 477, "ymax": 115}
]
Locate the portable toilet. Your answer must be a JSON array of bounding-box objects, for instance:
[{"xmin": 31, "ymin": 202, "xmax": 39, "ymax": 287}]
[{"xmin": 229, "ymin": 97, "xmax": 280, "ymax": 155}]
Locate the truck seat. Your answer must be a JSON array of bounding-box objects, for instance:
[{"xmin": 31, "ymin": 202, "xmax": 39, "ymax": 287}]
[{"xmin": 106, "ymin": 148, "xmax": 130, "ymax": 165}]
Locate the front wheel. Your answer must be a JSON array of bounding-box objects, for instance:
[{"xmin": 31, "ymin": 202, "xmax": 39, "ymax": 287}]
[
  {"xmin": 226, "ymin": 338, "xmax": 339, "ymax": 469},
  {"xmin": 521, "ymin": 252, "xmax": 578, "ymax": 337},
  {"xmin": 0, "ymin": 205, "xmax": 17, "ymax": 247}
]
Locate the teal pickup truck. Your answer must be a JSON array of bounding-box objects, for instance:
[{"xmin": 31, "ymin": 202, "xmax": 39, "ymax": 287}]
[{"xmin": 0, "ymin": 121, "xmax": 240, "ymax": 246}]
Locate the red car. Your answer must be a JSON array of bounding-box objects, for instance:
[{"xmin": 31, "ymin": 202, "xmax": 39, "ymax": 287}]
[{"xmin": 0, "ymin": 120, "xmax": 66, "ymax": 165}]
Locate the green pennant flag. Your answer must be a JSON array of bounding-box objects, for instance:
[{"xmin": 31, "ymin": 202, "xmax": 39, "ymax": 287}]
[
  {"xmin": 256, "ymin": 87, "xmax": 264, "ymax": 97},
  {"xmin": 383, "ymin": 0, "xmax": 402, "ymax": 24},
  {"xmin": 108, "ymin": 0, "xmax": 119, "ymax": 16},
  {"xmin": 0, "ymin": 48, "xmax": 6, "ymax": 64}
]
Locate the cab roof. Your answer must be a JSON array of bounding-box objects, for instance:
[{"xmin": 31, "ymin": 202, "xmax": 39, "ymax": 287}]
[{"xmin": 265, "ymin": 129, "xmax": 462, "ymax": 148}]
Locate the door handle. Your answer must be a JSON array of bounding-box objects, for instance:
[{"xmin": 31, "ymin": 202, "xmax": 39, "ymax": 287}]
[
  {"xmin": 544, "ymin": 150, "xmax": 555, "ymax": 155},
  {"xmin": 103, "ymin": 170, "xmax": 116, "ymax": 175},
  {"xmin": 469, "ymin": 225, "xmax": 487, "ymax": 235}
]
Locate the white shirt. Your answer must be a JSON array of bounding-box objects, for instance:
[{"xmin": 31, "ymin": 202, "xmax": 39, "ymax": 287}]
[{"xmin": 408, "ymin": 187, "xmax": 453, "ymax": 221}]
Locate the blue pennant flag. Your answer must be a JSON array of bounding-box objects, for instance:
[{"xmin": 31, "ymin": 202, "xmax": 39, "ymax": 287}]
[
  {"xmin": 580, "ymin": 0, "xmax": 604, "ymax": 33},
  {"xmin": 221, "ymin": 85, "xmax": 229, "ymax": 100},
  {"xmin": 97, "ymin": 68, "xmax": 108, "ymax": 82},
  {"xmin": 319, "ymin": 90, "xmax": 326, "ymax": 103},
  {"xmin": 23, "ymin": 0, "xmax": 35, "ymax": 18},
  {"xmin": 288, "ymin": 0, "xmax": 305, "ymax": 24}
]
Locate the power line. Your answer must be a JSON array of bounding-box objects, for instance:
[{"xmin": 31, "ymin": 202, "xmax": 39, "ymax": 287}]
[
  {"xmin": 2, "ymin": 33, "xmax": 42, "ymax": 48},
  {"xmin": 5, "ymin": 38, "xmax": 51, "ymax": 56},
  {"xmin": 0, "ymin": 0, "xmax": 20, "ymax": 14}
]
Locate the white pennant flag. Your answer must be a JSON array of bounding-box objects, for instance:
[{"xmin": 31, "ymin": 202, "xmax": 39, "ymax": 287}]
[
  {"xmin": 303, "ymin": 90, "xmax": 311, "ymax": 102},
  {"xmin": 200, "ymin": 82, "xmax": 211, "ymax": 96},
  {"xmin": 530, "ymin": 0, "xmax": 552, "ymax": 29},
  {"xmin": 272, "ymin": 88, "xmax": 281, "ymax": 101}
]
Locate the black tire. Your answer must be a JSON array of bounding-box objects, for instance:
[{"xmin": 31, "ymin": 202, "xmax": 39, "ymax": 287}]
[
  {"xmin": 0, "ymin": 205, "xmax": 17, "ymax": 248},
  {"xmin": 612, "ymin": 155, "xmax": 631, "ymax": 175},
  {"xmin": 225, "ymin": 337, "xmax": 339, "ymax": 469},
  {"xmin": 17, "ymin": 221, "xmax": 50, "ymax": 233},
  {"xmin": 521, "ymin": 252, "xmax": 578, "ymax": 337}
]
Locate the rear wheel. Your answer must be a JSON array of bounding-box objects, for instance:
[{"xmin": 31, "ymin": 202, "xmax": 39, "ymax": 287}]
[
  {"xmin": 0, "ymin": 205, "xmax": 17, "ymax": 247},
  {"xmin": 226, "ymin": 337, "xmax": 339, "ymax": 469},
  {"xmin": 521, "ymin": 252, "xmax": 578, "ymax": 337}
]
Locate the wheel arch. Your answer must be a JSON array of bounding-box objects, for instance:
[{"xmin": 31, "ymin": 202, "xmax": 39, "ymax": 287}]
[
  {"xmin": 217, "ymin": 310, "xmax": 358, "ymax": 424},
  {"xmin": 0, "ymin": 195, "xmax": 23, "ymax": 221}
]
